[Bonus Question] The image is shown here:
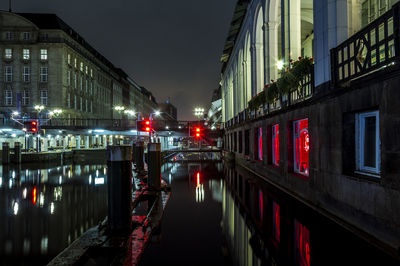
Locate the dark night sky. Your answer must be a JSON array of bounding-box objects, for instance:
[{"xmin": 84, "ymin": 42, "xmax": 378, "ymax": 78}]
[{"xmin": 1, "ymin": 0, "xmax": 237, "ymax": 120}]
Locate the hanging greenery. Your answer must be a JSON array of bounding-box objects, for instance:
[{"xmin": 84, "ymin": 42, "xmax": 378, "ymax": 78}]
[{"xmin": 247, "ymin": 57, "xmax": 314, "ymax": 108}]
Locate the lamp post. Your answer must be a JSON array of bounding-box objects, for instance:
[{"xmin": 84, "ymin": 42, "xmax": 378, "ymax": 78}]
[{"xmin": 34, "ymin": 105, "xmax": 45, "ymax": 152}]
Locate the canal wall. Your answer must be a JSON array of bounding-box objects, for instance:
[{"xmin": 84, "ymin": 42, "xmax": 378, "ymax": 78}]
[{"xmin": 223, "ymin": 68, "xmax": 400, "ymax": 259}]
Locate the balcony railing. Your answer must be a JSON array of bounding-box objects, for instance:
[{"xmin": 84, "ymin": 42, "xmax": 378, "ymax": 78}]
[{"xmin": 331, "ymin": 3, "xmax": 400, "ymax": 85}]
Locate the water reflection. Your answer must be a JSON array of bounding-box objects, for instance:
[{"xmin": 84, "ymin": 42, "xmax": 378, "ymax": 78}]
[
  {"xmin": 222, "ymin": 165, "xmax": 399, "ymax": 266},
  {"xmin": 0, "ymin": 164, "xmax": 107, "ymax": 266}
]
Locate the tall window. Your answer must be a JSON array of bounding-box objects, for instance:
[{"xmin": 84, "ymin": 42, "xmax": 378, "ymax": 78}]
[
  {"xmin": 40, "ymin": 49, "xmax": 48, "ymax": 60},
  {"xmin": 40, "ymin": 90, "xmax": 48, "ymax": 105},
  {"xmin": 90, "ymin": 69, "xmax": 93, "ymax": 78},
  {"xmin": 67, "ymin": 93, "xmax": 71, "ymax": 108},
  {"xmin": 5, "ymin": 66, "xmax": 12, "ymax": 82},
  {"xmin": 23, "ymin": 66, "xmax": 30, "ymax": 82},
  {"xmin": 74, "ymin": 73, "xmax": 77, "ymax": 88},
  {"xmin": 272, "ymin": 124, "xmax": 280, "ymax": 166},
  {"xmin": 4, "ymin": 90, "xmax": 12, "ymax": 105},
  {"xmin": 90, "ymin": 82, "xmax": 93, "ymax": 95},
  {"xmin": 67, "ymin": 54, "xmax": 71, "ymax": 65},
  {"xmin": 40, "ymin": 67, "xmax": 48, "ymax": 82},
  {"xmin": 255, "ymin": 127, "xmax": 263, "ymax": 160},
  {"xmin": 85, "ymin": 79, "xmax": 88, "ymax": 93},
  {"xmin": 85, "ymin": 99, "xmax": 88, "ymax": 112},
  {"xmin": 23, "ymin": 90, "xmax": 30, "ymax": 105},
  {"xmin": 356, "ymin": 111, "xmax": 380, "ymax": 175},
  {"xmin": 293, "ymin": 118, "xmax": 309, "ymax": 176},
  {"xmin": 23, "ymin": 32, "xmax": 30, "ymax": 40},
  {"xmin": 80, "ymin": 77, "xmax": 83, "ymax": 90},
  {"xmin": 80, "ymin": 62, "xmax": 84, "ymax": 72},
  {"xmin": 80, "ymin": 97, "xmax": 83, "ymax": 111},
  {"xmin": 90, "ymin": 101, "xmax": 93, "ymax": 113},
  {"xmin": 5, "ymin": 32, "xmax": 14, "ymax": 40},
  {"xmin": 5, "ymin": 49, "xmax": 12, "ymax": 59},
  {"xmin": 85, "ymin": 66, "xmax": 88, "ymax": 75},
  {"xmin": 67, "ymin": 70, "xmax": 71, "ymax": 85},
  {"xmin": 74, "ymin": 95, "xmax": 77, "ymax": 109},
  {"xmin": 23, "ymin": 49, "xmax": 30, "ymax": 60},
  {"xmin": 74, "ymin": 58, "xmax": 77, "ymax": 68}
]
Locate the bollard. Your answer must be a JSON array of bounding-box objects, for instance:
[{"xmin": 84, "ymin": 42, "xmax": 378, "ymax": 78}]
[
  {"xmin": 13, "ymin": 142, "xmax": 21, "ymax": 164},
  {"xmin": 107, "ymin": 145, "xmax": 132, "ymax": 233},
  {"xmin": 2, "ymin": 142, "xmax": 10, "ymax": 165},
  {"xmin": 147, "ymin": 143, "xmax": 161, "ymax": 190},
  {"xmin": 134, "ymin": 141, "xmax": 145, "ymax": 172}
]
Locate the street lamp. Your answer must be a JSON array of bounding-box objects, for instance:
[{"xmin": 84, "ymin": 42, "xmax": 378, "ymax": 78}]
[
  {"xmin": 34, "ymin": 105, "xmax": 45, "ymax": 113},
  {"xmin": 49, "ymin": 109, "xmax": 62, "ymax": 117},
  {"xmin": 194, "ymin": 107, "xmax": 204, "ymax": 119},
  {"xmin": 113, "ymin": 106, "xmax": 125, "ymax": 112},
  {"xmin": 124, "ymin": 109, "xmax": 135, "ymax": 116}
]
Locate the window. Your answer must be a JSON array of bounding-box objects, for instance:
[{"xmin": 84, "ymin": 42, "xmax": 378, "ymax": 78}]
[
  {"xmin": 74, "ymin": 73, "xmax": 77, "ymax": 88},
  {"xmin": 356, "ymin": 111, "xmax": 380, "ymax": 175},
  {"xmin": 238, "ymin": 131, "xmax": 243, "ymax": 153},
  {"xmin": 80, "ymin": 77, "xmax": 83, "ymax": 90},
  {"xmin": 80, "ymin": 97, "xmax": 83, "ymax": 111},
  {"xmin": 293, "ymin": 119, "xmax": 309, "ymax": 176},
  {"xmin": 85, "ymin": 66, "xmax": 88, "ymax": 75},
  {"xmin": 273, "ymin": 201, "xmax": 280, "ymax": 242},
  {"xmin": 5, "ymin": 66, "xmax": 12, "ymax": 82},
  {"xmin": 255, "ymin": 127, "xmax": 263, "ymax": 160},
  {"xmin": 90, "ymin": 82, "xmax": 93, "ymax": 95},
  {"xmin": 67, "ymin": 70, "xmax": 71, "ymax": 85},
  {"xmin": 74, "ymin": 58, "xmax": 77, "ymax": 68},
  {"xmin": 40, "ymin": 67, "xmax": 48, "ymax": 82},
  {"xmin": 67, "ymin": 54, "xmax": 71, "ymax": 65},
  {"xmin": 5, "ymin": 32, "xmax": 14, "ymax": 40},
  {"xmin": 23, "ymin": 90, "xmax": 30, "ymax": 106},
  {"xmin": 74, "ymin": 95, "xmax": 77, "ymax": 109},
  {"xmin": 85, "ymin": 99, "xmax": 88, "ymax": 112},
  {"xmin": 40, "ymin": 49, "xmax": 48, "ymax": 60},
  {"xmin": 67, "ymin": 93, "xmax": 71, "ymax": 108},
  {"xmin": 294, "ymin": 220, "xmax": 311, "ymax": 266},
  {"xmin": 85, "ymin": 79, "xmax": 88, "ymax": 93},
  {"xmin": 80, "ymin": 62, "xmax": 83, "ymax": 72},
  {"xmin": 90, "ymin": 101, "xmax": 92, "ymax": 113},
  {"xmin": 272, "ymin": 124, "xmax": 280, "ymax": 166},
  {"xmin": 40, "ymin": 90, "xmax": 48, "ymax": 105},
  {"xmin": 23, "ymin": 49, "xmax": 30, "ymax": 60},
  {"xmin": 4, "ymin": 90, "xmax": 12, "ymax": 105},
  {"xmin": 5, "ymin": 49, "xmax": 12, "ymax": 59},
  {"xmin": 90, "ymin": 69, "xmax": 93, "ymax": 78},
  {"xmin": 23, "ymin": 66, "xmax": 30, "ymax": 82},
  {"xmin": 23, "ymin": 32, "xmax": 30, "ymax": 40}
]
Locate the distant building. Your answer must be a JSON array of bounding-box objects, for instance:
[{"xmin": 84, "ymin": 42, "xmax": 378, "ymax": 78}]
[{"xmin": 0, "ymin": 11, "xmax": 157, "ymax": 121}]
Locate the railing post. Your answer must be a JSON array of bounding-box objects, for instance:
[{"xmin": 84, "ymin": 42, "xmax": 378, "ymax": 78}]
[
  {"xmin": 107, "ymin": 145, "xmax": 132, "ymax": 233},
  {"xmin": 134, "ymin": 141, "xmax": 145, "ymax": 173},
  {"xmin": 12, "ymin": 142, "xmax": 21, "ymax": 165},
  {"xmin": 147, "ymin": 143, "xmax": 161, "ymax": 190},
  {"xmin": 2, "ymin": 142, "xmax": 10, "ymax": 165}
]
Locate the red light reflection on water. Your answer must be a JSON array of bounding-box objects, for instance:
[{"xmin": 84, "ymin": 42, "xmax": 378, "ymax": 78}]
[{"xmin": 32, "ymin": 187, "xmax": 37, "ymax": 205}]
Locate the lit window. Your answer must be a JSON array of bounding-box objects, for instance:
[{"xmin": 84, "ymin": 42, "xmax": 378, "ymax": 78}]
[
  {"xmin": 255, "ymin": 127, "xmax": 263, "ymax": 160},
  {"xmin": 23, "ymin": 90, "xmax": 30, "ymax": 106},
  {"xmin": 40, "ymin": 67, "xmax": 48, "ymax": 83},
  {"xmin": 40, "ymin": 90, "xmax": 48, "ymax": 105},
  {"xmin": 23, "ymin": 32, "xmax": 30, "ymax": 40},
  {"xmin": 293, "ymin": 118, "xmax": 309, "ymax": 176},
  {"xmin": 4, "ymin": 66, "xmax": 12, "ymax": 82},
  {"xmin": 23, "ymin": 49, "xmax": 30, "ymax": 60},
  {"xmin": 74, "ymin": 58, "xmax": 77, "ymax": 68},
  {"xmin": 90, "ymin": 69, "xmax": 93, "ymax": 78},
  {"xmin": 23, "ymin": 66, "xmax": 30, "ymax": 82},
  {"xmin": 85, "ymin": 66, "xmax": 88, "ymax": 75},
  {"xmin": 40, "ymin": 49, "xmax": 48, "ymax": 60},
  {"xmin": 356, "ymin": 111, "xmax": 380, "ymax": 175},
  {"xmin": 294, "ymin": 220, "xmax": 310, "ymax": 266},
  {"xmin": 67, "ymin": 54, "xmax": 71, "ymax": 64},
  {"xmin": 272, "ymin": 124, "xmax": 279, "ymax": 166},
  {"xmin": 4, "ymin": 90, "xmax": 12, "ymax": 106},
  {"xmin": 273, "ymin": 201, "xmax": 280, "ymax": 242},
  {"xmin": 80, "ymin": 62, "xmax": 83, "ymax": 72},
  {"xmin": 5, "ymin": 49, "xmax": 12, "ymax": 59}
]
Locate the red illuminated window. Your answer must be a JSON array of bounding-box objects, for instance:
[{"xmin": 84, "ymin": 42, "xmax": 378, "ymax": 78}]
[
  {"xmin": 273, "ymin": 201, "xmax": 280, "ymax": 242},
  {"xmin": 272, "ymin": 124, "xmax": 279, "ymax": 166},
  {"xmin": 293, "ymin": 119, "xmax": 309, "ymax": 176},
  {"xmin": 294, "ymin": 220, "xmax": 310, "ymax": 266},
  {"xmin": 255, "ymin": 127, "xmax": 263, "ymax": 160},
  {"xmin": 258, "ymin": 189, "xmax": 264, "ymax": 223}
]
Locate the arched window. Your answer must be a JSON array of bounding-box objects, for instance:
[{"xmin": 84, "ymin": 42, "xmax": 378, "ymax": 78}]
[
  {"xmin": 255, "ymin": 7, "xmax": 265, "ymax": 94},
  {"xmin": 244, "ymin": 32, "xmax": 252, "ymax": 103}
]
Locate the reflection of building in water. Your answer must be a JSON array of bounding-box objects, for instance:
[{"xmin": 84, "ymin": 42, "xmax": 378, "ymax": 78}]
[{"xmin": 0, "ymin": 164, "xmax": 107, "ymax": 264}]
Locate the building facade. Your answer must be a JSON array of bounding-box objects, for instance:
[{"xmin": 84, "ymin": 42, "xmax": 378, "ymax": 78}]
[
  {"xmin": 0, "ymin": 11, "xmax": 157, "ymax": 122},
  {"xmin": 221, "ymin": 0, "xmax": 400, "ymax": 261}
]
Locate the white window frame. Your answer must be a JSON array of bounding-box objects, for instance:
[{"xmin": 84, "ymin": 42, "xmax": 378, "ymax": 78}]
[
  {"xmin": 5, "ymin": 49, "xmax": 12, "ymax": 59},
  {"xmin": 272, "ymin": 124, "xmax": 279, "ymax": 166},
  {"xmin": 40, "ymin": 90, "xmax": 48, "ymax": 106},
  {"xmin": 23, "ymin": 66, "xmax": 30, "ymax": 82},
  {"xmin": 23, "ymin": 49, "xmax": 30, "ymax": 60},
  {"xmin": 293, "ymin": 118, "xmax": 309, "ymax": 176},
  {"xmin": 4, "ymin": 90, "xmax": 12, "ymax": 106},
  {"xmin": 355, "ymin": 110, "xmax": 381, "ymax": 175},
  {"xmin": 40, "ymin": 49, "xmax": 48, "ymax": 60},
  {"xmin": 40, "ymin": 67, "xmax": 48, "ymax": 83},
  {"xmin": 6, "ymin": 32, "xmax": 14, "ymax": 40},
  {"xmin": 23, "ymin": 90, "xmax": 30, "ymax": 106},
  {"xmin": 5, "ymin": 66, "xmax": 12, "ymax": 82},
  {"xmin": 23, "ymin": 32, "xmax": 30, "ymax": 40}
]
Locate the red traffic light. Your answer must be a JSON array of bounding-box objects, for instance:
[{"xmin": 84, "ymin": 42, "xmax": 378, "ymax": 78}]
[
  {"xmin": 138, "ymin": 119, "xmax": 152, "ymax": 132},
  {"xmin": 24, "ymin": 120, "xmax": 39, "ymax": 133},
  {"xmin": 193, "ymin": 126, "xmax": 202, "ymax": 138}
]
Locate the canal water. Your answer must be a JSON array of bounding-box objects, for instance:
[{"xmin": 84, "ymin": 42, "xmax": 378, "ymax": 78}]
[
  {"xmin": 0, "ymin": 163, "xmax": 108, "ymax": 266},
  {"xmin": 0, "ymin": 161, "xmax": 398, "ymax": 265}
]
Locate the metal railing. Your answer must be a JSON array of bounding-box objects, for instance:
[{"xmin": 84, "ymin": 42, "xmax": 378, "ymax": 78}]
[{"xmin": 331, "ymin": 3, "xmax": 400, "ymax": 85}]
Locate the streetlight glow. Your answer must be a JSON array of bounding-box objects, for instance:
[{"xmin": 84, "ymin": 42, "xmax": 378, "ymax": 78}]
[{"xmin": 277, "ymin": 60, "xmax": 284, "ymax": 70}]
